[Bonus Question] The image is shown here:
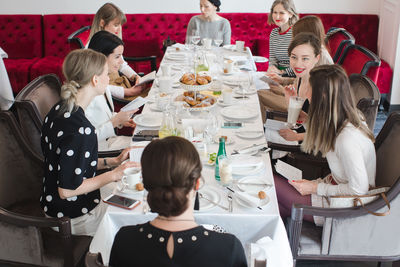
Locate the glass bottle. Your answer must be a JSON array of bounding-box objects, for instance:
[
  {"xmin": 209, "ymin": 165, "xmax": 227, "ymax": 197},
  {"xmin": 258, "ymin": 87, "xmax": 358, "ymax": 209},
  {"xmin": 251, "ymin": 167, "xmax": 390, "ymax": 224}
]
[
  {"xmin": 159, "ymin": 108, "xmax": 175, "ymax": 139},
  {"xmin": 215, "ymin": 137, "xmax": 227, "ymax": 181},
  {"xmin": 195, "ymin": 51, "xmax": 209, "ymax": 73}
]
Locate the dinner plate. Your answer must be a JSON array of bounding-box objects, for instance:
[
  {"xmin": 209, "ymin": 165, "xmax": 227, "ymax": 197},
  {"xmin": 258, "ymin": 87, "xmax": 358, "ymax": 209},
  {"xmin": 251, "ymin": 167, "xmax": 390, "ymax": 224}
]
[
  {"xmin": 235, "ymin": 191, "xmax": 270, "ymax": 208},
  {"xmin": 252, "ymin": 56, "xmax": 268, "ymax": 63},
  {"xmin": 217, "ymin": 98, "xmax": 238, "ymax": 107},
  {"xmin": 220, "ymin": 106, "xmax": 258, "ymax": 120},
  {"xmin": 230, "ymin": 154, "xmax": 264, "ymax": 176},
  {"xmin": 133, "ymin": 113, "xmax": 162, "ymax": 128},
  {"xmin": 198, "ymin": 186, "xmax": 221, "ymax": 211},
  {"xmin": 235, "ymin": 130, "xmax": 264, "ymax": 139},
  {"xmin": 234, "ymin": 87, "xmax": 257, "ymax": 95},
  {"xmin": 236, "ymin": 176, "xmax": 271, "ymax": 193}
]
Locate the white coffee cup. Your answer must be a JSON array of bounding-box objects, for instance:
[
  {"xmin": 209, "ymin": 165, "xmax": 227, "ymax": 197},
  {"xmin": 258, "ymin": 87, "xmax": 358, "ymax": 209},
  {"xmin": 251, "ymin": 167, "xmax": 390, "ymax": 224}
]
[
  {"xmin": 158, "ymin": 76, "xmax": 172, "ymax": 93},
  {"xmin": 223, "ymin": 59, "xmax": 234, "ymax": 74},
  {"xmin": 202, "ymin": 38, "xmax": 212, "ymax": 49},
  {"xmin": 287, "ymin": 96, "xmax": 305, "ymax": 127},
  {"xmin": 235, "ymin": 40, "xmax": 245, "ymax": 52},
  {"xmin": 222, "ymin": 87, "xmax": 233, "ymax": 105},
  {"xmin": 121, "ymin": 167, "xmax": 141, "ymax": 190},
  {"xmin": 160, "ymin": 64, "xmax": 171, "ymax": 77}
]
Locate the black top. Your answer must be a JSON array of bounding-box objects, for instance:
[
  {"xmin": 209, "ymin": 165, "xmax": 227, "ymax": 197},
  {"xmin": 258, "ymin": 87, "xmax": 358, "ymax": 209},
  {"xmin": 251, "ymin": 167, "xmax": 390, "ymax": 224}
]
[
  {"xmin": 40, "ymin": 102, "xmax": 100, "ymax": 219},
  {"xmin": 296, "ymin": 78, "xmax": 309, "ymax": 113},
  {"xmin": 109, "ymin": 222, "xmax": 248, "ymax": 267}
]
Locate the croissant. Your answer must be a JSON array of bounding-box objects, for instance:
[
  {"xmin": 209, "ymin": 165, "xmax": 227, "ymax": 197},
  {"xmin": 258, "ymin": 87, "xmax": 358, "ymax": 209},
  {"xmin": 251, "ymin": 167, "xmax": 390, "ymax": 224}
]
[{"xmin": 196, "ymin": 76, "xmax": 208, "ymax": 85}]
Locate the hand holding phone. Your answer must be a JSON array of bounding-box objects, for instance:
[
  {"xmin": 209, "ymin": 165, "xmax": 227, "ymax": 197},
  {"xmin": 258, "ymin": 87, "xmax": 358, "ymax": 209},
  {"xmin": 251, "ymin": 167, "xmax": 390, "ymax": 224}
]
[{"xmin": 103, "ymin": 194, "xmax": 140, "ymax": 210}]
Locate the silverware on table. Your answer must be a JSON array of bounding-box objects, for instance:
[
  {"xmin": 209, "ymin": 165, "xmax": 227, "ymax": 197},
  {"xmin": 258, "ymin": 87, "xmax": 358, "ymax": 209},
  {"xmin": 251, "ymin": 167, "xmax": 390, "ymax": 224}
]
[
  {"xmin": 227, "ymin": 193, "xmax": 233, "ymax": 213},
  {"xmin": 234, "ymin": 181, "xmax": 272, "ymax": 187},
  {"xmin": 226, "ymin": 187, "xmax": 263, "ymax": 210},
  {"xmin": 199, "ymin": 192, "xmax": 229, "ymax": 211}
]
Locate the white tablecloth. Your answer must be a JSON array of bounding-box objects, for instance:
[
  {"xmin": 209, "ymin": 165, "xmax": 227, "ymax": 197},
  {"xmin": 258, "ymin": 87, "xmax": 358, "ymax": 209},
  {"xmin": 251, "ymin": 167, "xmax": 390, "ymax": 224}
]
[
  {"xmin": 90, "ymin": 45, "xmax": 292, "ymax": 267},
  {"xmin": 0, "ymin": 47, "xmax": 14, "ymax": 110}
]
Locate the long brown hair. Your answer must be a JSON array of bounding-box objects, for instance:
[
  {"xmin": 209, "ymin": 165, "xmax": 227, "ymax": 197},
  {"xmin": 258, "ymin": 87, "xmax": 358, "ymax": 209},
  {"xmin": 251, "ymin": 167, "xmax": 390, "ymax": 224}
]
[
  {"xmin": 293, "ymin": 15, "xmax": 328, "ymax": 48},
  {"xmin": 89, "ymin": 2, "xmax": 126, "ymax": 40},
  {"xmin": 268, "ymin": 0, "xmax": 299, "ymax": 26},
  {"xmin": 302, "ymin": 64, "xmax": 374, "ymax": 156},
  {"xmin": 141, "ymin": 136, "xmax": 202, "ymax": 217}
]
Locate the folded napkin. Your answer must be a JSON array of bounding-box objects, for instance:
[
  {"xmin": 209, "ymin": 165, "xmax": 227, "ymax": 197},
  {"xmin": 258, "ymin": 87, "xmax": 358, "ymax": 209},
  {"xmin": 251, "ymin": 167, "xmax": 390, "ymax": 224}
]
[
  {"xmin": 250, "ymin": 236, "xmax": 272, "ymax": 267},
  {"xmin": 264, "ymin": 128, "xmax": 297, "ymax": 159},
  {"xmin": 235, "ymin": 191, "xmax": 260, "ymax": 208},
  {"xmin": 171, "ymin": 43, "xmax": 187, "ymax": 50}
]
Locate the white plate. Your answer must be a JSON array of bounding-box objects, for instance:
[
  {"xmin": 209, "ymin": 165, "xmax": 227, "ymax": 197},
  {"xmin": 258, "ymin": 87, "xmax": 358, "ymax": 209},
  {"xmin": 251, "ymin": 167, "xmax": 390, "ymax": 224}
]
[
  {"xmin": 253, "ymin": 56, "xmax": 268, "ymax": 63},
  {"xmin": 230, "ymin": 154, "xmax": 264, "ymax": 176},
  {"xmin": 213, "ymin": 135, "xmax": 235, "ymax": 145},
  {"xmin": 234, "ymin": 87, "xmax": 257, "ymax": 95},
  {"xmin": 236, "ymin": 176, "xmax": 270, "ymax": 193},
  {"xmin": 235, "ymin": 130, "xmax": 264, "ymax": 139},
  {"xmin": 133, "ymin": 113, "xmax": 162, "ymax": 128},
  {"xmin": 116, "ymin": 182, "xmax": 144, "ymax": 194},
  {"xmin": 235, "ymin": 192, "xmax": 269, "ymax": 208},
  {"xmin": 220, "ymin": 106, "xmax": 258, "ymax": 120},
  {"xmin": 217, "ymin": 98, "xmax": 238, "ymax": 107},
  {"xmin": 198, "ymin": 186, "xmax": 221, "ymax": 211}
]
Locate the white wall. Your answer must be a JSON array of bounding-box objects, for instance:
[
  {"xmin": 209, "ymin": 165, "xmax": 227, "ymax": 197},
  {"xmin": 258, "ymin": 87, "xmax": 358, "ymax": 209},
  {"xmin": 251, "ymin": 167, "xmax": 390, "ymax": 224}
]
[{"xmin": 0, "ymin": 0, "xmax": 380, "ymax": 15}]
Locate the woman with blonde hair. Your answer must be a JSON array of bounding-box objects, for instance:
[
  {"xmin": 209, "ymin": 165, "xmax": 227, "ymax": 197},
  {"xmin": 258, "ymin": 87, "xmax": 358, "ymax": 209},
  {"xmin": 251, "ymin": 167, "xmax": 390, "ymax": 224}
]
[
  {"xmin": 88, "ymin": 2, "xmax": 140, "ymax": 85},
  {"xmin": 266, "ymin": 0, "xmax": 299, "ymax": 77},
  {"xmin": 274, "ymin": 64, "xmax": 376, "ymax": 225},
  {"xmin": 40, "ymin": 49, "xmax": 137, "ymax": 235}
]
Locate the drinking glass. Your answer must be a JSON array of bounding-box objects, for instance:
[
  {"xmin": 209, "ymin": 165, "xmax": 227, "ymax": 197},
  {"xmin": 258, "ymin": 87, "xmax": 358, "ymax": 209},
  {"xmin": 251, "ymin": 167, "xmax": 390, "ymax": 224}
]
[
  {"xmin": 191, "ymin": 30, "xmax": 201, "ymax": 46},
  {"xmin": 214, "ymin": 39, "xmax": 223, "ymax": 47},
  {"xmin": 218, "ymin": 155, "xmax": 233, "ymax": 186},
  {"xmin": 239, "ymin": 73, "xmax": 250, "ymax": 100},
  {"xmin": 287, "ymin": 96, "xmax": 305, "ymax": 129},
  {"xmin": 204, "ymin": 113, "xmax": 219, "ymax": 143}
]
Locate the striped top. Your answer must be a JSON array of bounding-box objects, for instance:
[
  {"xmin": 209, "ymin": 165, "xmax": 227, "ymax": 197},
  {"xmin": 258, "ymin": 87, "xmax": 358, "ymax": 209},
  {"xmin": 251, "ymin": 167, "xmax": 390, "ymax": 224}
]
[{"xmin": 268, "ymin": 27, "xmax": 295, "ymax": 77}]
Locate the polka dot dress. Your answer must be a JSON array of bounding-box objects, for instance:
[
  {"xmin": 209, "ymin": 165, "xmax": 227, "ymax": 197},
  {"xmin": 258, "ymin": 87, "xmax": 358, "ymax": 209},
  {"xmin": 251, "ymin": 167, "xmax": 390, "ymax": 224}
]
[{"xmin": 40, "ymin": 102, "xmax": 100, "ymax": 219}]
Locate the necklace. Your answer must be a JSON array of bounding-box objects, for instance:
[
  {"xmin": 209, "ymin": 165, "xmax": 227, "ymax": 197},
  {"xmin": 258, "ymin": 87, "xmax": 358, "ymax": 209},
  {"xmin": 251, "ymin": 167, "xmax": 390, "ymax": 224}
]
[{"xmin": 156, "ymin": 216, "xmax": 195, "ymax": 222}]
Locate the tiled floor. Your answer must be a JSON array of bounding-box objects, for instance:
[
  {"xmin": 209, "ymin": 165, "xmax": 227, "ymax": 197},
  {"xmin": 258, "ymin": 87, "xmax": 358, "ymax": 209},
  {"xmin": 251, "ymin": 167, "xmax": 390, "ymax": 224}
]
[{"xmin": 374, "ymin": 110, "xmax": 389, "ymax": 136}]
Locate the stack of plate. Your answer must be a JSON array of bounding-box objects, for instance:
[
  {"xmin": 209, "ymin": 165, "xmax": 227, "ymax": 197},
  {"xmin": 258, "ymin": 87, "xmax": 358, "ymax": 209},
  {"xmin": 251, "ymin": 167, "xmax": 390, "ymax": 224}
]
[{"xmin": 220, "ymin": 106, "xmax": 258, "ymax": 121}]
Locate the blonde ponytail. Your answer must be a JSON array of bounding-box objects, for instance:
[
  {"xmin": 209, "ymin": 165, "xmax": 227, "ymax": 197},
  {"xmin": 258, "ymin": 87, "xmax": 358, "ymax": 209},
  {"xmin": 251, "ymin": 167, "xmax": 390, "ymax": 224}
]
[{"xmin": 59, "ymin": 49, "xmax": 107, "ymax": 113}]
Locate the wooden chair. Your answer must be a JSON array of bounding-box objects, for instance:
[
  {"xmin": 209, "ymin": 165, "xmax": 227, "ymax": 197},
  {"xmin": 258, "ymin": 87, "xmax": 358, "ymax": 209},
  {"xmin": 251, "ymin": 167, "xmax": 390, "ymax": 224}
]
[
  {"xmin": 67, "ymin": 25, "xmax": 91, "ymax": 50},
  {"xmin": 0, "ymin": 110, "xmax": 91, "ymax": 266},
  {"xmin": 288, "ymin": 111, "xmax": 400, "ymax": 266},
  {"xmin": 326, "ymin": 27, "xmax": 355, "ymax": 63}
]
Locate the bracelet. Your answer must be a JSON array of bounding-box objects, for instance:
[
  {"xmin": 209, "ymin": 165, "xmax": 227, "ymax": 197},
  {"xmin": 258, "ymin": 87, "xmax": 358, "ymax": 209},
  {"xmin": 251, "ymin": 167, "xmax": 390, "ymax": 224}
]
[{"xmin": 104, "ymin": 158, "xmax": 110, "ymax": 168}]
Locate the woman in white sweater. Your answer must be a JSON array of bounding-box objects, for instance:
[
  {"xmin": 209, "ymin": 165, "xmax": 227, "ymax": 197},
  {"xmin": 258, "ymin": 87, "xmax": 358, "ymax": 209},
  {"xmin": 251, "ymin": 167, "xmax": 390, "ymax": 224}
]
[{"xmin": 274, "ymin": 64, "xmax": 376, "ymax": 224}]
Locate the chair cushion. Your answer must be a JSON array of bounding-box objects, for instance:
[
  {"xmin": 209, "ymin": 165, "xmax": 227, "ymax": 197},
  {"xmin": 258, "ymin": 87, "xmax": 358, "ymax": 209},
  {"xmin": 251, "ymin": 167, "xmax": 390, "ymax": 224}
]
[
  {"xmin": 376, "ymin": 60, "xmax": 393, "ymax": 94},
  {"xmin": 298, "ymin": 221, "xmax": 323, "ymax": 255},
  {"xmin": 30, "ymin": 56, "xmax": 64, "ymax": 82},
  {"xmin": 4, "ymin": 58, "xmax": 39, "ymax": 95}
]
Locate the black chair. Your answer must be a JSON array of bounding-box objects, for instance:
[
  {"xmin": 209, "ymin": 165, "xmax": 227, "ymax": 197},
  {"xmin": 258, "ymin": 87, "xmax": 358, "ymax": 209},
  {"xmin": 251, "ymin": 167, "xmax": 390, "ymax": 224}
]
[
  {"xmin": 325, "ymin": 27, "xmax": 355, "ymax": 63},
  {"xmin": 0, "ymin": 110, "xmax": 91, "ymax": 266},
  {"xmin": 67, "ymin": 25, "xmax": 91, "ymax": 50},
  {"xmin": 288, "ymin": 111, "xmax": 400, "ymax": 266}
]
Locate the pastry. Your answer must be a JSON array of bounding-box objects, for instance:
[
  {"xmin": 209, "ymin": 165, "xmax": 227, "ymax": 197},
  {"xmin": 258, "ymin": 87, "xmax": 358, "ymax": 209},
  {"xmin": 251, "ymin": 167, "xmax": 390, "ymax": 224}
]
[
  {"xmin": 196, "ymin": 76, "xmax": 208, "ymax": 85},
  {"xmin": 258, "ymin": 191, "xmax": 267, "ymax": 199},
  {"xmin": 135, "ymin": 183, "xmax": 144, "ymax": 191}
]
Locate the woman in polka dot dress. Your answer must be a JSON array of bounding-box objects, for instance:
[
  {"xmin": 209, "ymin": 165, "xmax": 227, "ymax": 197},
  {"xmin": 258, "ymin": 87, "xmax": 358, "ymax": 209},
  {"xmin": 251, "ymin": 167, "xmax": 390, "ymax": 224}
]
[
  {"xmin": 109, "ymin": 137, "xmax": 247, "ymax": 267},
  {"xmin": 40, "ymin": 49, "xmax": 138, "ymax": 236}
]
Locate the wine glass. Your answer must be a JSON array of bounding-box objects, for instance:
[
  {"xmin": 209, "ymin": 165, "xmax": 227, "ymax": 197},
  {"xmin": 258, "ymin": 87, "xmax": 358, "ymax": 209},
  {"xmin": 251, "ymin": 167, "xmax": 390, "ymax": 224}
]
[
  {"xmin": 191, "ymin": 30, "xmax": 201, "ymax": 46},
  {"xmin": 214, "ymin": 39, "xmax": 223, "ymax": 47},
  {"xmin": 238, "ymin": 74, "xmax": 250, "ymax": 100},
  {"xmin": 204, "ymin": 113, "xmax": 220, "ymax": 143}
]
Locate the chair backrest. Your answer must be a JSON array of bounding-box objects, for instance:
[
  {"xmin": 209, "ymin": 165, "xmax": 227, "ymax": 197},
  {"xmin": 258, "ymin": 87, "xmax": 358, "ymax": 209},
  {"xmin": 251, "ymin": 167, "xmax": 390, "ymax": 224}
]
[
  {"xmin": 337, "ymin": 44, "xmax": 381, "ymax": 83},
  {"xmin": 326, "ymin": 27, "xmax": 355, "ymax": 63},
  {"xmin": 68, "ymin": 25, "xmax": 91, "ymax": 50},
  {"xmin": 0, "ymin": 111, "xmax": 44, "ymax": 215},
  {"xmin": 375, "ymin": 111, "xmax": 400, "ymax": 187},
  {"xmin": 13, "ymin": 74, "xmax": 61, "ymax": 157},
  {"xmin": 349, "ymin": 74, "xmax": 381, "ymax": 130},
  {"xmin": 85, "ymin": 252, "xmax": 107, "ymax": 267}
]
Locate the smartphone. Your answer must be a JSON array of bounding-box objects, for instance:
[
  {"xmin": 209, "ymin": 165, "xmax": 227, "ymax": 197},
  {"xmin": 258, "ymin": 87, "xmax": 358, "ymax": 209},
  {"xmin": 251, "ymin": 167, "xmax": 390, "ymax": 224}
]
[
  {"xmin": 222, "ymin": 122, "xmax": 243, "ymax": 128},
  {"xmin": 137, "ymin": 130, "xmax": 159, "ymax": 137},
  {"xmin": 132, "ymin": 130, "xmax": 159, "ymax": 141},
  {"xmin": 103, "ymin": 194, "xmax": 140, "ymax": 210}
]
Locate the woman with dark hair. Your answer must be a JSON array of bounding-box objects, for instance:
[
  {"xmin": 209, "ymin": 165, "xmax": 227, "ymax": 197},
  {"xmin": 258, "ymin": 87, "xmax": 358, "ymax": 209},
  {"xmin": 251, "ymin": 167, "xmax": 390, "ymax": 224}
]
[
  {"xmin": 185, "ymin": 0, "xmax": 231, "ymax": 46},
  {"xmin": 274, "ymin": 64, "xmax": 376, "ymax": 225},
  {"xmin": 86, "ymin": 31, "xmax": 141, "ymax": 150},
  {"xmin": 109, "ymin": 136, "xmax": 247, "ymax": 267}
]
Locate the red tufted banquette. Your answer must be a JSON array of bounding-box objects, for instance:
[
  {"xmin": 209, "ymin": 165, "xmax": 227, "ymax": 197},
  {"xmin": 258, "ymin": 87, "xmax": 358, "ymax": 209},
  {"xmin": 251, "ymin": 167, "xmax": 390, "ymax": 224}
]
[{"xmin": 0, "ymin": 13, "xmax": 393, "ymax": 96}]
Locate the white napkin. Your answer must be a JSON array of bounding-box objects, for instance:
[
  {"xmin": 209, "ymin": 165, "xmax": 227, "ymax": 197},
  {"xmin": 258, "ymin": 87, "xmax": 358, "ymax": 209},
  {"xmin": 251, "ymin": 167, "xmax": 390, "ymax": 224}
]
[
  {"xmin": 0, "ymin": 47, "xmax": 8, "ymax": 58},
  {"xmin": 250, "ymin": 236, "xmax": 272, "ymax": 267},
  {"xmin": 235, "ymin": 191, "xmax": 260, "ymax": 207},
  {"xmin": 171, "ymin": 43, "xmax": 187, "ymax": 50},
  {"xmin": 264, "ymin": 129, "xmax": 297, "ymax": 159}
]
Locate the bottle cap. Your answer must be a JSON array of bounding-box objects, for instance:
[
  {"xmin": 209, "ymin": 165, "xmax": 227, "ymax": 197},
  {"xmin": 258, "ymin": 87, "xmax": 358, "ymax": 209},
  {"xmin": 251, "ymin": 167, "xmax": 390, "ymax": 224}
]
[{"xmin": 219, "ymin": 136, "xmax": 227, "ymax": 143}]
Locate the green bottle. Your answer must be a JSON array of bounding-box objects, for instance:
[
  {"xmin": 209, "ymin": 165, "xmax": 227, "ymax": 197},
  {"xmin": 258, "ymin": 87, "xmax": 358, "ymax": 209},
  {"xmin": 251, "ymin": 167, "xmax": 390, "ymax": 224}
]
[{"xmin": 215, "ymin": 137, "xmax": 227, "ymax": 181}]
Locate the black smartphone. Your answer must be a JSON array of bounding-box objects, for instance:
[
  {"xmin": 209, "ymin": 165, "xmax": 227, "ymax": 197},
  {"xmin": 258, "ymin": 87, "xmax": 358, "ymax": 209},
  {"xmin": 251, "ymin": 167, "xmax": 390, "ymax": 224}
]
[
  {"xmin": 103, "ymin": 194, "xmax": 140, "ymax": 210},
  {"xmin": 137, "ymin": 130, "xmax": 159, "ymax": 137},
  {"xmin": 222, "ymin": 122, "xmax": 243, "ymax": 128}
]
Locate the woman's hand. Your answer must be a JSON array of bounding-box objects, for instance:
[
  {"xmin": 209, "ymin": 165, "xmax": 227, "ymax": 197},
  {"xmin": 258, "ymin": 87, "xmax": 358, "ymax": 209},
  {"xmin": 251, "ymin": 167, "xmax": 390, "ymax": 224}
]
[
  {"xmin": 268, "ymin": 72, "xmax": 284, "ymax": 84},
  {"xmin": 111, "ymin": 109, "xmax": 138, "ymax": 128},
  {"xmin": 278, "ymin": 129, "xmax": 303, "ymax": 141},
  {"xmin": 124, "ymin": 86, "xmax": 142, "ymax": 97},
  {"xmin": 114, "ymin": 147, "xmax": 134, "ymax": 165},
  {"xmin": 289, "ymin": 179, "xmax": 318, "ymax": 196},
  {"xmin": 297, "ymin": 111, "xmax": 308, "ymax": 124},
  {"xmin": 266, "ymin": 65, "xmax": 282, "ymax": 75},
  {"xmin": 111, "ymin": 161, "xmax": 140, "ymax": 182}
]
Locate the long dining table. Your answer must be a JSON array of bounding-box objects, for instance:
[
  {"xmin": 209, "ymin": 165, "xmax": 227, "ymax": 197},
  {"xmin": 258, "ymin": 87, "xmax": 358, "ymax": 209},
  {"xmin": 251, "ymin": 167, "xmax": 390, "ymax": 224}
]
[{"xmin": 89, "ymin": 44, "xmax": 293, "ymax": 267}]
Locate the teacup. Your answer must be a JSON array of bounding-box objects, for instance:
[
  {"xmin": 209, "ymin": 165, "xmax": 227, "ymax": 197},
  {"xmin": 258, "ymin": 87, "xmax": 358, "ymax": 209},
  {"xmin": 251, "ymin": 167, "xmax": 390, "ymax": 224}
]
[
  {"xmin": 158, "ymin": 76, "xmax": 172, "ymax": 93},
  {"xmin": 121, "ymin": 167, "xmax": 141, "ymax": 190},
  {"xmin": 235, "ymin": 40, "xmax": 245, "ymax": 52}
]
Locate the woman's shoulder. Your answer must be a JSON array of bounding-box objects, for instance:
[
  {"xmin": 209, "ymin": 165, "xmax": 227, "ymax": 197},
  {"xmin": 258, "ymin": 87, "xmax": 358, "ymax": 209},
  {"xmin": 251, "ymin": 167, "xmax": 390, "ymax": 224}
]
[{"xmin": 336, "ymin": 122, "xmax": 373, "ymax": 148}]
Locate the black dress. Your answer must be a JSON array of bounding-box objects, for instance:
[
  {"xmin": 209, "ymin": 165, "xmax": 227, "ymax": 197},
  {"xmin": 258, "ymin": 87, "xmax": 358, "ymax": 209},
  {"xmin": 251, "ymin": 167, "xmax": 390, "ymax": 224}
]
[
  {"xmin": 109, "ymin": 222, "xmax": 248, "ymax": 267},
  {"xmin": 40, "ymin": 102, "xmax": 100, "ymax": 219}
]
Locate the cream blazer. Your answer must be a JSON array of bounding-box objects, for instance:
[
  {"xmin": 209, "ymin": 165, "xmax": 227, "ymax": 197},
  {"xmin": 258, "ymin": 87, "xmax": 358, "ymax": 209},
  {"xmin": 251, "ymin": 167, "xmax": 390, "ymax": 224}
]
[{"xmin": 85, "ymin": 86, "xmax": 116, "ymax": 142}]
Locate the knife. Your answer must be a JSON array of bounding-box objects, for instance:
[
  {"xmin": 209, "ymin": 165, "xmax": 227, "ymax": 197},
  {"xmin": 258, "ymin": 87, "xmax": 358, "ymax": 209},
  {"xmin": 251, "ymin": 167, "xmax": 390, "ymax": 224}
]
[
  {"xmin": 198, "ymin": 192, "xmax": 229, "ymax": 211},
  {"xmin": 237, "ymin": 143, "xmax": 268, "ymax": 154}
]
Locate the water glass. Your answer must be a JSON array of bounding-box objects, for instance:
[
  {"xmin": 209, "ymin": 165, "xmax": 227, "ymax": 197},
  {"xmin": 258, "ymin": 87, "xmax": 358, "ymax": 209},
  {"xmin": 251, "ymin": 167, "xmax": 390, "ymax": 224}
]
[
  {"xmin": 214, "ymin": 39, "xmax": 223, "ymax": 47},
  {"xmin": 218, "ymin": 155, "xmax": 233, "ymax": 186}
]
